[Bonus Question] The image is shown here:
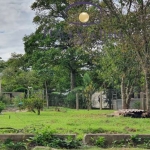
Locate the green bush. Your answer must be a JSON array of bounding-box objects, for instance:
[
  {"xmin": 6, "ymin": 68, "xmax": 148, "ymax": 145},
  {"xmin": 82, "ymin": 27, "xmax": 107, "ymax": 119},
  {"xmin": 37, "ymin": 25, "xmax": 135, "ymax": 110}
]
[
  {"xmin": 95, "ymin": 136, "xmax": 106, "ymax": 148},
  {"xmin": 25, "ymin": 97, "xmax": 43, "ymax": 115},
  {"xmin": 13, "ymin": 96, "xmax": 25, "ymax": 110},
  {"xmin": 133, "ymin": 101, "xmax": 141, "ymax": 109},
  {"xmin": 4, "ymin": 139, "xmax": 27, "ymax": 150},
  {"xmin": 0, "ymin": 101, "xmax": 5, "ymax": 113},
  {"xmin": 64, "ymin": 92, "xmax": 76, "ymax": 108},
  {"xmin": 0, "ymin": 94, "xmax": 11, "ymax": 105},
  {"xmin": 27, "ymin": 130, "xmax": 81, "ymax": 149},
  {"xmin": 64, "ymin": 91, "xmax": 86, "ymax": 109},
  {"xmin": 13, "ymin": 87, "xmax": 27, "ymax": 92}
]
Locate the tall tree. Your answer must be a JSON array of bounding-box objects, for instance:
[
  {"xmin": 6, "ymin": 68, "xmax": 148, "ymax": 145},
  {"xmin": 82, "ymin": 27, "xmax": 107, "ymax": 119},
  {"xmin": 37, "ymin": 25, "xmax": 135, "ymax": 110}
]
[
  {"xmin": 1, "ymin": 54, "xmax": 42, "ymax": 92},
  {"xmin": 101, "ymin": 0, "xmax": 150, "ymax": 110},
  {"xmin": 99, "ymin": 41, "xmax": 142, "ymax": 109},
  {"xmin": 24, "ymin": 0, "xmax": 100, "ymax": 91}
]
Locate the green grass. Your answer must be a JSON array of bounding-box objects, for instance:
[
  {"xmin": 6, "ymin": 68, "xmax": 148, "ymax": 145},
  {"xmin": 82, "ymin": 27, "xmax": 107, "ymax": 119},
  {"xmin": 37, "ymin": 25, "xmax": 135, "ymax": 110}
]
[{"xmin": 0, "ymin": 107, "xmax": 150, "ymax": 138}]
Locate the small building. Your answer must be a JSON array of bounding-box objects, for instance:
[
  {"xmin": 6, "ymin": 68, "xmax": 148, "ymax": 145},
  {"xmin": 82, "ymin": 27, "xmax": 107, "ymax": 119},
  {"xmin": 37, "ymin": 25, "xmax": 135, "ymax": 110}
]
[{"xmin": 91, "ymin": 91, "xmax": 109, "ymax": 109}]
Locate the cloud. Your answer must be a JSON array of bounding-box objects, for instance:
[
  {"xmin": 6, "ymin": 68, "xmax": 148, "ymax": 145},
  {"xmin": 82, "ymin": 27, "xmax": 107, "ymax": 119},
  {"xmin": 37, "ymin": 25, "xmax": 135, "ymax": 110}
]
[{"xmin": 0, "ymin": 0, "xmax": 36, "ymax": 61}]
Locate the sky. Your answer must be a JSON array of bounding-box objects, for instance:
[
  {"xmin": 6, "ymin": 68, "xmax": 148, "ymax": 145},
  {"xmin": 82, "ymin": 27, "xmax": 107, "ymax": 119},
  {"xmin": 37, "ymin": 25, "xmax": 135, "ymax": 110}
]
[{"xmin": 0, "ymin": 0, "xmax": 36, "ymax": 61}]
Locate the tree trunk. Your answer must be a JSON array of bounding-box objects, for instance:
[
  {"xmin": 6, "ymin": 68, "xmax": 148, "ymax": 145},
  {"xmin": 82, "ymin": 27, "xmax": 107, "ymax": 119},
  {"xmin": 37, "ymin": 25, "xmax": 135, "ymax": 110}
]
[
  {"xmin": 121, "ymin": 76, "xmax": 133, "ymax": 109},
  {"xmin": 144, "ymin": 69, "xmax": 150, "ymax": 111},
  {"xmin": 125, "ymin": 86, "xmax": 133, "ymax": 109},
  {"xmin": 76, "ymin": 93, "xmax": 79, "ymax": 110},
  {"xmin": 70, "ymin": 71, "xmax": 76, "ymax": 90},
  {"xmin": 87, "ymin": 94, "xmax": 92, "ymax": 110},
  {"xmin": 99, "ymin": 92, "xmax": 102, "ymax": 110},
  {"xmin": 37, "ymin": 108, "xmax": 40, "ymax": 115},
  {"xmin": 45, "ymin": 81, "xmax": 49, "ymax": 108},
  {"xmin": 121, "ymin": 76, "xmax": 126, "ymax": 109}
]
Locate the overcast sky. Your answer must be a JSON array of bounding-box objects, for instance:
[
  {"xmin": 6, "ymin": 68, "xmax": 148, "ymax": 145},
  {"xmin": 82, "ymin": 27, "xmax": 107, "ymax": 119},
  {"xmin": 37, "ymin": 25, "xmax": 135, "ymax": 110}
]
[{"xmin": 0, "ymin": 0, "xmax": 36, "ymax": 61}]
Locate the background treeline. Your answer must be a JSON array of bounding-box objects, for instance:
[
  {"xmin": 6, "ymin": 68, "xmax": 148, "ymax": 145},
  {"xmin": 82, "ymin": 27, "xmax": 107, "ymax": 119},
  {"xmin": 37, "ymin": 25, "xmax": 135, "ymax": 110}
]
[{"xmin": 0, "ymin": 0, "xmax": 150, "ymax": 110}]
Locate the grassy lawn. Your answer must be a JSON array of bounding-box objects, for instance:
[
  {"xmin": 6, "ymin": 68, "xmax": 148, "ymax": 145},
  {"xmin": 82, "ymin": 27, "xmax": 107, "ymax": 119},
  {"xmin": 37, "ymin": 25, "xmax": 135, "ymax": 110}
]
[{"xmin": 0, "ymin": 107, "xmax": 150, "ymax": 138}]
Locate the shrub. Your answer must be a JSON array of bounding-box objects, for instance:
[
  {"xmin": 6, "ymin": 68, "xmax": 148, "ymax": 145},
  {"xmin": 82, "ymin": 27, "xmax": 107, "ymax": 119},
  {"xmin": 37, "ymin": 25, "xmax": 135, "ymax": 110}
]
[
  {"xmin": 4, "ymin": 139, "xmax": 27, "ymax": 150},
  {"xmin": 64, "ymin": 92, "xmax": 76, "ymax": 108},
  {"xmin": 95, "ymin": 136, "xmax": 106, "ymax": 148},
  {"xmin": 0, "ymin": 94, "xmax": 11, "ymax": 105},
  {"xmin": 25, "ymin": 97, "xmax": 43, "ymax": 115},
  {"xmin": 133, "ymin": 101, "xmax": 141, "ymax": 109},
  {"xmin": 27, "ymin": 130, "xmax": 81, "ymax": 149},
  {"xmin": 0, "ymin": 101, "xmax": 5, "ymax": 113}
]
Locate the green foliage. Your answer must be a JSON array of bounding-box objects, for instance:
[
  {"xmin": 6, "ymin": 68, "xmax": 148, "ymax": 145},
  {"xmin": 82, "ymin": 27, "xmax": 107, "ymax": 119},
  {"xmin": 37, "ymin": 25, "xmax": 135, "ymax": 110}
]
[
  {"xmin": 130, "ymin": 134, "xmax": 142, "ymax": 144},
  {"xmin": 64, "ymin": 91, "xmax": 86, "ymax": 109},
  {"xmin": 0, "ymin": 94, "xmax": 11, "ymax": 105},
  {"xmin": 4, "ymin": 139, "xmax": 27, "ymax": 150},
  {"xmin": 83, "ymin": 73, "xmax": 92, "ymax": 86},
  {"xmin": 95, "ymin": 136, "xmax": 106, "ymax": 148},
  {"xmin": 112, "ymin": 135, "xmax": 150, "ymax": 149},
  {"xmin": 13, "ymin": 87, "xmax": 27, "ymax": 92},
  {"xmin": 112, "ymin": 139, "xmax": 126, "ymax": 147},
  {"xmin": 133, "ymin": 101, "xmax": 141, "ymax": 109},
  {"xmin": 83, "ymin": 128, "xmax": 106, "ymax": 134},
  {"xmin": 83, "ymin": 73, "xmax": 95, "ymax": 110},
  {"xmin": 25, "ymin": 92, "xmax": 44, "ymax": 115},
  {"xmin": 65, "ymin": 92, "xmax": 76, "ymax": 108},
  {"xmin": 0, "ymin": 101, "xmax": 5, "ymax": 113},
  {"xmin": 0, "ymin": 59, "xmax": 6, "ymax": 73},
  {"xmin": 27, "ymin": 130, "xmax": 81, "ymax": 149},
  {"xmin": 48, "ymin": 92, "xmax": 65, "ymax": 107},
  {"xmin": 143, "ymin": 140, "xmax": 150, "ymax": 149},
  {"xmin": 13, "ymin": 95, "xmax": 25, "ymax": 110}
]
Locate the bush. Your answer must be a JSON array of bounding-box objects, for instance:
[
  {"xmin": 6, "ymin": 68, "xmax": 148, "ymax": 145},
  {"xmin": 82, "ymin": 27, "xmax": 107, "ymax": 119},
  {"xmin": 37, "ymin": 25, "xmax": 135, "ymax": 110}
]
[
  {"xmin": 0, "ymin": 101, "xmax": 5, "ymax": 113},
  {"xmin": 64, "ymin": 91, "xmax": 86, "ymax": 109},
  {"xmin": 0, "ymin": 94, "xmax": 11, "ymax": 105},
  {"xmin": 27, "ymin": 130, "xmax": 81, "ymax": 149},
  {"xmin": 4, "ymin": 139, "xmax": 27, "ymax": 150},
  {"xmin": 95, "ymin": 136, "xmax": 106, "ymax": 148},
  {"xmin": 24, "ymin": 92, "xmax": 44, "ymax": 115},
  {"xmin": 14, "ymin": 95, "xmax": 25, "ymax": 110},
  {"xmin": 64, "ymin": 92, "xmax": 76, "ymax": 108},
  {"xmin": 133, "ymin": 101, "xmax": 141, "ymax": 109}
]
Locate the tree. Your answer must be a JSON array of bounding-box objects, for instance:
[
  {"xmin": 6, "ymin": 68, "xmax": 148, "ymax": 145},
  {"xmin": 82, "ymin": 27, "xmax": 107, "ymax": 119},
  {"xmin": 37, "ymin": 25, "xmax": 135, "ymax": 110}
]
[
  {"xmin": 102, "ymin": 0, "xmax": 150, "ymax": 110},
  {"xmin": 24, "ymin": 0, "xmax": 101, "ymax": 91},
  {"xmin": 0, "ymin": 58, "xmax": 6, "ymax": 73},
  {"xmin": 99, "ymin": 41, "xmax": 142, "ymax": 109},
  {"xmin": 83, "ymin": 73, "xmax": 95, "ymax": 110},
  {"xmin": 25, "ymin": 92, "xmax": 44, "ymax": 115},
  {"xmin": 1, "ymin": 54, "xmax": 42, "ymax": 92}
]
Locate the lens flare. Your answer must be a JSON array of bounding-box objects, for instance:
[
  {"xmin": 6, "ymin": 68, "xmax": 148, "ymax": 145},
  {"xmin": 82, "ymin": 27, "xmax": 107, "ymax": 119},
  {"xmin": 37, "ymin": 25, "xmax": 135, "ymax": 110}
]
[{"xmin": 79, "ymin": 12, "xmax": 89, "ymax": 23}]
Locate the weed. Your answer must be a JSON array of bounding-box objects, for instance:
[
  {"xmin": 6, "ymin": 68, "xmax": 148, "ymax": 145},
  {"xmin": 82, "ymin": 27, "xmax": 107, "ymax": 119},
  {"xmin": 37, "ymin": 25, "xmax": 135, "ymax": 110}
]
[
  {"xmin": 4, "ymin": 139, "xmax": 27, "ymax": 150},
  {"xmin": 112, "ymin": 139, "xmax": 126, "ymax": 147},
  {"xmin": 95, "ymin": 136, "xmax": 106, "ymax": 148}
]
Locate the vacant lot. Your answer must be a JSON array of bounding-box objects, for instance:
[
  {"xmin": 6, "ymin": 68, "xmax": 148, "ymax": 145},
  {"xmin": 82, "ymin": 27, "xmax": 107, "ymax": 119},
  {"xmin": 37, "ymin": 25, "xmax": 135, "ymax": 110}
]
[{"xmin": 0, "ymin": 108, "xmax": 150, "ymax": 138}]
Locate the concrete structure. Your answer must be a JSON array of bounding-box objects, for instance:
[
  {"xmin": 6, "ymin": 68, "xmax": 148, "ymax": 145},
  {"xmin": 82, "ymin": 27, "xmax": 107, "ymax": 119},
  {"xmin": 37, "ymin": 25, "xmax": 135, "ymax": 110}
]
[
  {"xmin": 0, "ymin": 134, "xmax": 34, "ymax": 142},
  {"xmin": 83, "ymin": 134, "xmax": 150, "ymax": 145},
  {"xmin": 0, "ymin": 134, "xmax": 76, "ymax": 142},
  {"xmin": 91, "ymin": 92, "xmax": 108, "ymax": 109},
  {"xmin": 1, "ymin": 133, "xmax": 150, "ymax": 146},
  {"xmin": 2, "ymin": 92, "xmax": 24, "ymax": 100}
]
